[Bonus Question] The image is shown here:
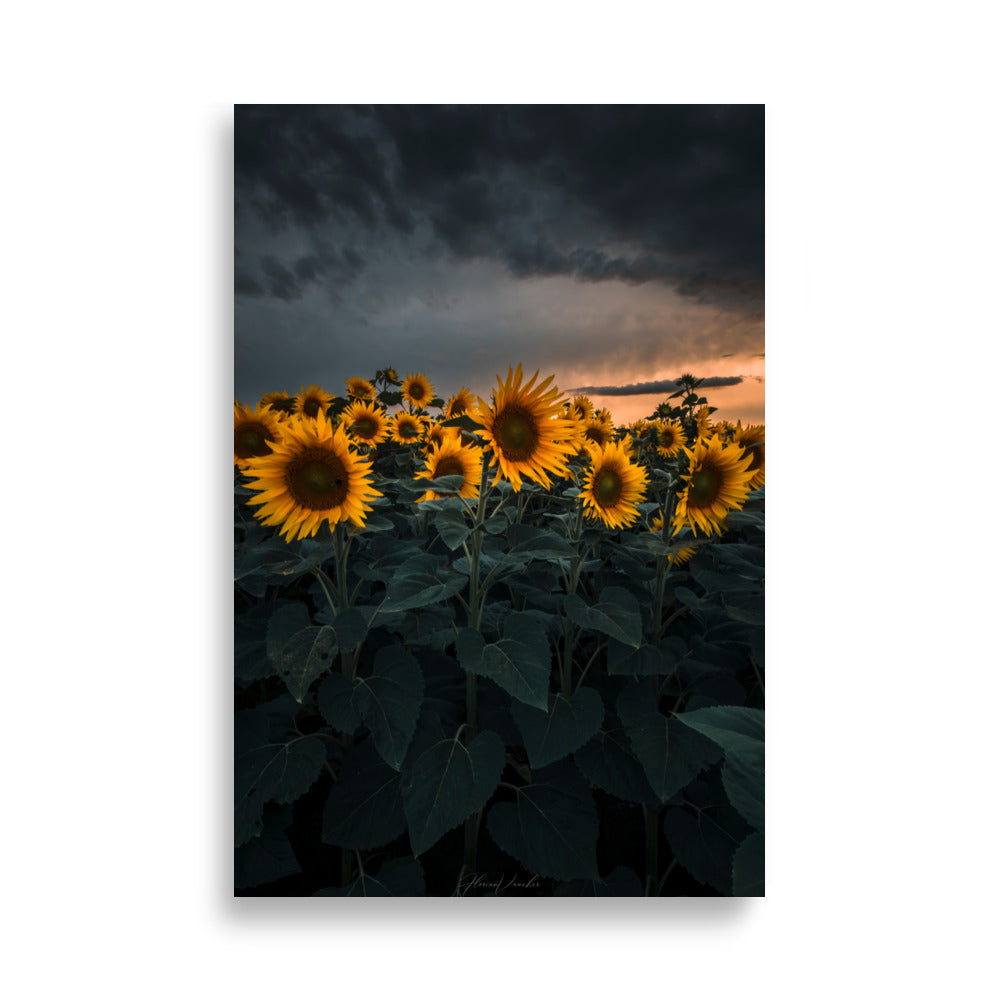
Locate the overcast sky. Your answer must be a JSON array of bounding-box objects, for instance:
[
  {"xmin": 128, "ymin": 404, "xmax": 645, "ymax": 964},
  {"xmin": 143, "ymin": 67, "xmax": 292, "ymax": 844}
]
[{"xmin": 235, "ymin": 105, "xmax": 764, "ymax": 424}]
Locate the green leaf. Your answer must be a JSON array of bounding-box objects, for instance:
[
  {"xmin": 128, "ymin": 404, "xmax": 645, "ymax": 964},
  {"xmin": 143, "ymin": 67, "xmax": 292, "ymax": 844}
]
[
  {"xmin": 434, "ymin": 505, "xmax": 472, "ymax": 550},
  {"xmin": 487, "ymin": 760, "xmax": 599, "ymax": 881},
  {"xmin": 316, "ymin": 673, "xmax": 361, "ymax": 733},
  {"xmin": 265, "ymin": 602, "xmax": 338, "ymax": 702},
  {"xmin": 732, "ymin": 831, "xmax": 765, "ymax": 896},
  {"xmin": 315, "ymin": 857, "xmax": 425, "ymax": 896},
  {"xmin": 331, "ymin": 607, "xmax": 369, "ymax": 650},
  {"xmin": 440, "ymin": 413, "xmax": 485, "ymax": 432},
  {"xmin": 235, "ymin": 714, "xmax": 326, "ymax": 847},
  {"xmin": 455, "ymin": 612, "xmax": 551, "ymax": 710},
  {"xmin": 422, "ymin": 474, "xmax": 469, "ymax": 494},
  {"xmin": 574, "ymin": 728, "xmax": 659, "ymax": 805},
  {"xmin": 554, "ymin": 865, "xmax": 644, "ymax": 896},
  {"xmin": 351, "ymin": 513, "xmax": 395, "ymax": 533},
  {"xmin": 663, "ymin": 807, "xmax": 736, "ymax": 894},
  {"xmin": 506, "ymin": 525, "xmax": 577, "ymax": 563},
  {"xmin": 564, "ymin": 586, "xmax": 643, "ymax": 648},
  {"xmin": 322, "ymin": 739, "xmax": 407, "ymax": 850},
  {"xmin": 402, "ymin": 729, "xmax": 505, "ymax": 856},
  {"xmin": 674, "ymin": 707, "xmax": 764, "ymax": 831},
  {"xmin": 235, "ymin": 599, "xmax": 291, "ymax": 684},
  {"xmin": 511, "ymin": 688, "xmax": 604, "ymax": 769},
  {"xmin": 352, "ymin": 644, "xmax": 424, "ymax": 770},
  {"xmin": 234, "ymin": 807, "xmax": 301, "ymax": 889},
  {"xmin": 607, "ymin": 637, "xmax": 683, "ymax": 677},
  {"xmin": 616, "ymin": 681, "xmax": 722, "ymax": 802},
  {"xmin": 381, "ymin": 554, "xmax": 469, "ymax": 613}
]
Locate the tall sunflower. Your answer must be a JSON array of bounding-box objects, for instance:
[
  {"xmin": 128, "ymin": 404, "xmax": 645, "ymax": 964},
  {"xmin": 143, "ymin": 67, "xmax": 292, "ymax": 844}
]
[
  {"xmin": 401, "ymin": 372, "xmax": 435, "ymax": 409},
  {"xmin": 654, "ymin": 419, "xmax": 685, "ymax": 458},
  {"xmin": 694, "ymin": 405, "xmax": 713, "ymax": 439},
  {"xmin": 234, "ymin": 402, "xmax": 283, "ymax": 467},
  {"xmin": 295, "ymin": 384, "xmax": 335, "ymax": 419},
  {"xmin": 242, "ymin": 416, "xmax": 382, "ymax": 538},
  {"xmin": 424, "ymin": 422, "xmax": 461, "ymax": 452},
  {"xmin": 474, "ymin": 365, "xmax": 577, "ymax": 490},
  {"xmin": 580, "ymin": 439, "xmax": 648, "ymax": 529},
  {"xmin": 342, "ymin": 400, "xmax": 390, "ymax": 446},
  {"xmin": 673, "ymin": 435, "xmax": 756, "ymax": 537},
  {"xmin": 581, "ymin": 416, "xmax": 614, "ymax": 450},
  {"xmin": 734, "ymin": 421, "xmax": 765, "ymax": 489},
  {"xmin": 414, "ymin": 436, "xmax": 484, "ymax": 503},
  {"xmin": 345, "ymin": 376, "xmax": 377, "ymax": 401},
  {"xmin": 259, "ymin": 390, "xmax": 297, "ymax": 416},
  {"xmin": 569, "ymin": 395, "xmax": 594, "ymax": 421},
  {"xmin": 444, "ymin": 387, "xmax": 475, "ymax": 419},
  {"xmin": 389, "ymin": 412, "xmax": 426, "ymax": 444}
]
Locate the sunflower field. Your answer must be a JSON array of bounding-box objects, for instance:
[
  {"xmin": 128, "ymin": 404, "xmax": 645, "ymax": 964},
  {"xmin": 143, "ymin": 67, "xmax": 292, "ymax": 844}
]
[{"xmin": 234, "ymin": 367, "xmax": 764, "ymax": 896}]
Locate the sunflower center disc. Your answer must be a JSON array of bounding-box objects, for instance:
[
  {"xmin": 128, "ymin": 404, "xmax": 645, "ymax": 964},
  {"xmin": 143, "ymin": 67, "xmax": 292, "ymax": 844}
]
[
  {"xmin": 594, "ymin": 469, "xmax": 622, "ymax": 506},
  {"xmin": 303, "ymin": 399, "xmax": 321, "ymax": 417},
  {"xmin": 409, "ymin": 385, "xmax": 424, "ymax": 400},
  {"xmin": 688, "ymin": 467, "xmax": 722, "ymax": 506},
  {"xmin": 434, "ymin": 458, "xmax": 464, "ymax": 481},
  {"xmin": 236, "ymin": 424, "xmax": 271, "ymax": 457},
  {"xmin": 287, "ymin": 453, "xmax": 348, "ymax": 509},
  {"xmin": 355, "ymin": 418, "xmax": 376, "ymax": 438},
  {"xmin": 400, "ymin": 422, "xmax": 418, "ymax": 439},
  {"xmin": 497, "ymin": 409, "xmax": 538, "ymax": 460}
]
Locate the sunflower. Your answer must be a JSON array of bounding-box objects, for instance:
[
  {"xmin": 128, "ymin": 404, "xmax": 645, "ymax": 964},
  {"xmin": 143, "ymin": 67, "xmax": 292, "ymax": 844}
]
[
  {"xmin": 581, "ymin": 416, "xmax": 614, "ymax": 451},
  {"xmin": 345, "ymin": 376, "xmax": 377, "ymax": 401},
  {"xmin": 259, "ymin": 390, "xmax": 297, "ymax": 416},
  {"xmin": 401, "ymin": 372, "xmax": 435, "ymax": 409},
  {"xmin": 594, "ymin": 407, "xmax": 614, "ymax": 427},
  {"xmin": 242, "ymin": 416, "xmax": 382, "ymax": 538},
  {"xmin": 654, "ymin": 419, "xmax": 685, "ymax": 458},
  {"xmin": 234, "ymin": 402, "xmax": 283, "ymax": 467},
  {"xmin": 389, "ymin": 412, "xmax": 426, "ymax": 444},
  {"xmin": 673, "ymin": 435, "xmax": 756, "ymax": 537},
  {"xmin": 650, "ymin": 513, "xmax": 697, "ymax": 566},
  {"xmin": 569, "ymin": 395, "xmax": 594, "ymax": 421},
  {"xmin": 444, "ymin": 387, "xmax": 476, "ymax": 419},
  {"xmin": 295, "ymin": 384, "xmax": 335, "ymax": 419},
  {"xmin": 414, "ymin": 436, "xmax": 484, "ymax": 502},
  {"xmin": 424, "ymin": 421, "xmax": 461, "ymax": 452},
  {"xmin": 342, "ymin": 400, "xmax": 390, "ymax": 446},
  {"xmin": 694, "ymin": 405, "xmax": 713, "ymax": 439},
  {"xmin": 474, "ymin": 365, "xmax": 577, "ymax": 490},
  {"xmin": 733, "ymin": 422, "xmax": 765, "ymax": 489},
  {"xmin": 580, "ymin": 439, "xmax": 648, "ymax": 529}
]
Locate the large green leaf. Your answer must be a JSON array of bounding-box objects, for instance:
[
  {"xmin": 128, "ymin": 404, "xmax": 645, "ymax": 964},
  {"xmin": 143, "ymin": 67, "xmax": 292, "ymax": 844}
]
[
  {"xmin": 434, "ymin": 505, "xmax": 472, "ymax": 550},
  {"xmin": 234, "ymin": 806, "xmax": 301, "ymax": 889},
  {"xmin": 265, "ymin": 602, "xmax": 338, "ymax": 703},
  {"xmin": 235, "ymin": 712, "xmax": 326, "ymax": 847},
  {"xmin": 487, "ymin": 760, "xmax": 599, "ymax": 881},
  {"xmin": 616, "ymin": 681, "xmax": 722, "ymax": 802},
  {"xmin": 506, "ymin": 525, "xmax": 577, "ymax": 563},
  {"xmin": 235, "ymin": 599, "xmax": 291, "ymax": 684},
  {"xmin": 402, "ymin": 729, "xmax": 505, "ymax": 856},
  {"xmin": 607, "ymin": 636, "xmax": 686, "ymax": 677},
  {"xmin": 574, "ymin": 728, "xmax": 659, "ymax": 805},
  {"xmin": 455, "ymin": 613, "xmax": 551, "ymax": 710},
  {"xmin": 316, "ymin": 672, "xmax": 361, "ymax": 734},
  {"xmin": 315, "ymin": 857, "xmax": 426, "ymax": 896},
  {"xmin": 564, "ymin": 586, "xmax": 643, "ymax": 648},
  {"xmin": 511, "ymin": 688, "xmax": 604, "ymax": 769},
  {"xmin": 674, "ymin": 707, "xmax": 764, "ymax": 831},
  {"xmin": 732, "ymin": 831, "xmax": 764, "ymax": 896},
  {"xmin": 381, "ymin": 554, "xmax": 469, "ymax": 613},
  {"xmin": 663, "ymin": 807, "xmax": 737, "ymax": 895},
  {"xmin": 322, "ymin": 738, "xmax": 407, "ymax": 850},
  {"xmin": 352, "ymin": 644, "xmax": 424, "ymax": 770}
]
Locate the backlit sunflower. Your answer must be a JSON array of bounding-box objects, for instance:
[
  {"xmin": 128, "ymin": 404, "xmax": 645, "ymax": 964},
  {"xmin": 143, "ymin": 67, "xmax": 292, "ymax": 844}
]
[
  {"xmin": 242, "ymin": 416, "xmax": 382, "ymax": 538},
  {"xmin": 580, "ymin": 439, "xmax": 648, "ymax": 529},
  {"xmin": 474, "ymin": 365, "xmax": 577, "ymax": 490},
  {"xmin": 414, "ymin": 436, "xmax": 484, "ymax": 502},
  {"xmin": 650, "ymin": 513, "xmax": 697, "ymax": 566},
  {"xmin": 570, "ymin": 395, "xmax": 594, "ymax": 421},
  {"xmin": 595, "ymin": 407, "xmax": 614, "ymax": 427},
  {"xmin": 259, "ymin": 390, "xmax": 297, "ymax": 417},
  {"xmin": 401, "ymin": 372, "xmax": 435, "ymax": 409},
  {"xmin": 234, "ymin": 402, "xmax": 283, "ymax": 467},
  {"xmin": 295, "ymin": 384, "xmax": 335, "ymax": 419},
  {"xmin": 345, "ymin": 376, "xmax": 377, "ymax": 401},
  {"xmin": 444, "ymin": 387, "xmax": 475, "ymax": 419},
  {"xmin": 734, "ymin": 422, "xmax": 765, "ymax": 489},
  {"xmin": 342, "ymin": 400, "xmax": 390, "ymax": 446},
  {"xmin": 389, "ymin": 412, "xmax": 426, "ymax": 444},
  {"xmin": 581, "ymin": 416, "xmax": 614, "ymax": 450},
  {"xmin": 694, "ymin": 405, "xmax": 713, "ymax": 439},
  {"xmin": 673, "ymin": 435, "xmax": 756, "ymax": 537},
  {"xmin": 654, "ymin": 419, "xmax": 685, "ymax": 458}
]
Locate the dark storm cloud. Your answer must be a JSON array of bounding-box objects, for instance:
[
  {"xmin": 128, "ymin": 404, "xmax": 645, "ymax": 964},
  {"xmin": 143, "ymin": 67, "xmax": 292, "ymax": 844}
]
[
  {"xmin": 570, "ymin": 376, "xmax": 746, "ymax": 397},
  {"xmin": 235, "ymin": 104, "xmax": 763, "ymax": 308}
]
